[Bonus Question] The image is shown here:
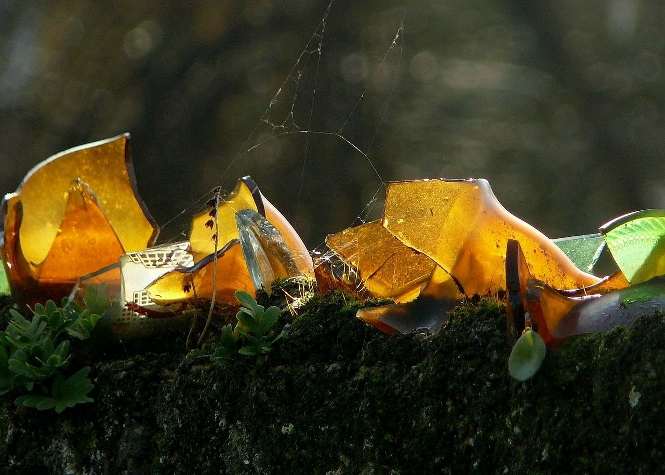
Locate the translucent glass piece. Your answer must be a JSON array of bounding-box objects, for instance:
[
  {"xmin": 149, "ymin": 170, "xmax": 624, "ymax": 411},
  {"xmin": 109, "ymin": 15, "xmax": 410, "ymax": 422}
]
[
  {"xmin": 356, "ymin": 296, "xmax": 455, "ymax": 334},
  {"xmin": 383, "ymin": 179, "xmax": 601, "ymax": 295},
  {"xmin": 40, "ymin": 180, "xmax": 125, "ymax": 284},
  {"xmin": 2, "ymin": 180, "xmax": 127, "ymax": 305},
  {"xmin": 0, "ymin": 134, "xmax": 159, "ymax": 305},
  {"xmin": 312, "ymin": 250, "xmax": 373, "ymax": 299},
  {"xmin": 236, "ymin": 209, "xmax": 302, "ymax": 293},
  {"xmin": 146, "ymin": 240, "xmax": 255, "ymax": 306},
  {"xmin": 1, "ymin": 134, "xmax": 158, "ymax": 266},
  {"xmin": 189, "ymin": 176, "xmax": 313, "ymax": 277},
  {"xmin": 140, "ymin": 179, "xmax": 310, "ymax": 310},
  {"xmin": 507, "ymin": 239, "xmax": 630, "ymax": 344},
  {"xmin": 189, "ymin": 177, "xmax": 261, "ymax": 261},
  {"xmin": 552, "ymin": 233, "xmax": 605, "ymax": 273},
  {"xmin": 325, "ymin": 220, "xmax": 437, "ymax": 302},
  {"xmin": 536, "ymin": 276, "xmax": 665, "ymax": 340},
  {"xmin": 119, "ymin": 241, "xmax": 194, "ymax": 314},
  {"xmin": 600, "ymin": 209, "xmax": 665, "ymax": 284}
]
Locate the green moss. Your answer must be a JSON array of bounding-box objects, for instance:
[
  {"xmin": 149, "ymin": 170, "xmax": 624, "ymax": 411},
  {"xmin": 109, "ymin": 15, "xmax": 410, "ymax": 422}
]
[{"xmin": 1, "ymin": 292, "xmax": 665, "ymax": 474}]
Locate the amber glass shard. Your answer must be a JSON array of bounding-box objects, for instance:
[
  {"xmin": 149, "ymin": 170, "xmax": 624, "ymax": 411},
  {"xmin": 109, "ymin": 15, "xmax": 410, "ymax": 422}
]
[
  {"xmin": 538, "ymin": 276, "xmax": 665, "ymax": 340},
  {"xmin": 146, "ymin": 240, "xmax": 255, "ymax": 306},
  {"xmin": 312, "ymin": 250, "xmax": 373, "ymax": 299},
  {"xmin": 189, "ymin": 176, "xmax": 313, "ymax": 276},
  {"xmin": 505, "ymin": 239, "xmax": 530, "ymax": 340},
  {"xmin": 119, "ymin": 241, "xmax": 194, "ymax": 314},
  {"xmin": 1, "ymin": 201, "xmax": 33, "ymax": 303},
  {"xmin": 0, "ymin": 134, "xmax": 158, "ymax": 306},
  {"xmin": 383, "ymin": 179, "xmax": 601, "ymax": 296},
  {"xmin": 261, "ymin": 194, "xmax": 313, "ymax": 277},
  {"xmin": 39, "ymin": 180, "xmax": 125, "ymax": 284},
  {"xmin": 189, "ymin": 177, "xmax": 261, "ymax": 261},
  {"xmin": 325, "ymin": 220, "xmax": 437, "ymax": 302},
  {"xmin": 2, "ymin": 181, "xmax": 127, "ymax": 305},
  {"xmin": 507, "ymin": 239, "xmax": 630, "ymax": 344},
  {"xmin": 1, "ymin": 134, "xmax": 158, "ymax": 267},
  {"xmin": 356, "ymin": 296, "xmax": 456, "ymax": 334}
]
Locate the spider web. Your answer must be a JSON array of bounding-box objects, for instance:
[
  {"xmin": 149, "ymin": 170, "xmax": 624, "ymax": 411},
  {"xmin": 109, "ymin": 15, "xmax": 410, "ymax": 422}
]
[{"xmin": 160, "ymin": 0, "xmax": 405, "ymax": 249}]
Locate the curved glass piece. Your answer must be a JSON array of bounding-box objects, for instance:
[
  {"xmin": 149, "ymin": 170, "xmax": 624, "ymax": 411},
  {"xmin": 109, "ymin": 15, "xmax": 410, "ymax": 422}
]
[
  {"xmin": 506, "ymin": 239, "xmax": 632, "ymax": 344},
  {"xmin": 189, "ymin": 176, "xmax": 313, "ymax": 276},
  {"xmin": 0, "ymin": 134, "xmax": 159, "ymax": 305},
  {"xmin": 601, "ymin": 209, "xmax": 665, "ymax": 284},
  {"xmin": 146, "ymin": 240, "xmax": 254, "ymax": 306},
  {"xmin": 383, "ymin": 179, "xmax": 601, "ymax": 295},
  {"xmin": 189, "ymin": 177, "xmax": 261, "ymax": 262},
  {"xmin": 536, "ymin": 276, "xmax": 665, "ymax": 340},
  {"xmin": 236, "ymin": 209, "xmax": 302, "ymax": 293},
  {"xmin": 39, "ymin": 180, "xmax": 125, "ymax": 284},
  {"xmin": 2, "ymin": 180, "xmax": 127, "ymax": 305},
  {"xmin": 1, "ymin": 134, "xmax": 158, "ymax": 266}
]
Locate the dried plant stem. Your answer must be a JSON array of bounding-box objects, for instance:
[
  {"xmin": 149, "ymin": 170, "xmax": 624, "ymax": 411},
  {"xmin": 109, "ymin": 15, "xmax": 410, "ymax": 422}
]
[{"xmin": 197, "ymin": 193, "xmax": 221, "ymax": 346}]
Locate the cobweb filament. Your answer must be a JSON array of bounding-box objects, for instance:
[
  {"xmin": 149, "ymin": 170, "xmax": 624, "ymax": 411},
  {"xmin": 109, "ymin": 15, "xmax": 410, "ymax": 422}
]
[
  {"xmin": 217, "ymin": 0, "xmax": 333, "ymax": 185},
  {"xmin": 198, "ymin": 1, "xmax": 407, "ymax": 257}
]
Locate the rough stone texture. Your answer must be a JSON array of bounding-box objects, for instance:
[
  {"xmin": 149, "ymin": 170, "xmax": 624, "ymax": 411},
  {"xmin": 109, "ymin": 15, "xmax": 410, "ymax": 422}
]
[{"xmin": 1, "ymin": 291, "xmax": 665, "ymax": 474}]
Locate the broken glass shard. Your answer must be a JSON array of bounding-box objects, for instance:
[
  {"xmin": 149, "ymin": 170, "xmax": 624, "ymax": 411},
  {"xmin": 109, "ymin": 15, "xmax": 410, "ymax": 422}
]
[
  {"xmin": 1, "ymin": 134, "xmax": 158, "ymax": 266},
  {"xmin": 236, "ymin": 209, "xmax": 303, "ymax": 294},
  {"xmin": 325, "ymin": 220, "xmax": 437, "ymax": 302},
  {"xmin": 601, "ymin": 209, "xmax": 665, "ymax": 284},
  {"xmin": 146, "ymin": 239, "xmax": 254, "ymax": 307},
  {"xmin": 141, "ymin": 183, "xmax": 312, "ymax": 309},
  {"xmin": 507, "ymin": 239, "xmax": 632, "ymax": 344},
  {"xmin": 325, "ymin": 178, "xmax": 605, "ymax": 335},
  {"xmin": 356, "ymin": 296, "xmax": 456, "ymax": 334},
  {"xmin": 552, "ymin": 233, "xmax": 606, "ymax": 274},
  {"xmin": 0, "ymin": 134, "xmax": 159, "ymax": 305},
  {"xmin": 535, "ymin": 276, "xmax": 665, "ymax": 340},
  {"xmin": 382, "ymin": 179, "xmax": 601, "ymax": 295},
  {"xmin": 190, "ymin": 176, "xmax": 313, "ymax": 277}
]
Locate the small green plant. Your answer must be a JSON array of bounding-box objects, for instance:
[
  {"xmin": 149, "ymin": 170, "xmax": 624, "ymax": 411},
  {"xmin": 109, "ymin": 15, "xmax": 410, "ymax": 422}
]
[
  {"xmin": 508, "ymin": 328, "xmax": 547, "ymax": 382},
  {"xmin": 211, "ymin": 290, "xmax": 285, "ymax": 365},
  {"xmin": 0, "ymin": 284, "xmax": 113, "ymax": 412}
]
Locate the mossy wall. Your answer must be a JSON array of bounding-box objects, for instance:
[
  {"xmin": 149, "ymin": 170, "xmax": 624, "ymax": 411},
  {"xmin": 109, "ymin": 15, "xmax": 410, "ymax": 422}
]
[{"xmin": 1, "ymin": 292, "xmax": 665, "ymax": 474}]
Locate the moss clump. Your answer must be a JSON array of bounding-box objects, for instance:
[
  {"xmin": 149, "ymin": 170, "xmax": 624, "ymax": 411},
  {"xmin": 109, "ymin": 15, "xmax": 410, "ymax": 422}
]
[{"xmin": 1, "ymin": 291, "xmax": 665, "ymax": 474}]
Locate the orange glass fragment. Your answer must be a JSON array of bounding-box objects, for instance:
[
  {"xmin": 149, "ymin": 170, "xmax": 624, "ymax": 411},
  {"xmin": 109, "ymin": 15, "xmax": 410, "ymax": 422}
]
[
  {"xmin": 140, "ymin": 182, "xmax": 313, "ymax": 309},
  {"xmin": 146, "ymin": 240, "xmax": 254, "ymax": 306},
  {"xmin": 39, "ymin": 180, "xmax": 125, "ymax": 283},
  {"xmin": 189, "ymin": 176, "xmax": 313, "ymax": 276},
  {"xmin": 0, "ymin": 135, "xmax": 158, "ymax": 305},
  {"xmin": 2, "ymin": 134, "xmax": 158, "ymax": 265},
  {"xmin": 507, "ymin": 239, "xmax": 631, "ymax": 344},
  {"xmin": 325, "ymin": 220, "xmax": 437, "ymax": 302},
  {"xmin": 325, "ymin": 178, "xmax": 614, "ymax": 335},
  {"xmin": 326, "ymin": 179, "xmax": 601, "ymax": 305},
  {"xmin": 383, "ymin": 179, "xmax": 601, "ymax": 295}
]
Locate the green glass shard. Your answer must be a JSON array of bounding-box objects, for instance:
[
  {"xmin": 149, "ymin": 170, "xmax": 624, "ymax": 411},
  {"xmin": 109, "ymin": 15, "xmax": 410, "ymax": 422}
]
[
  {"xmin": 553, "ymin": 233, "xmax": 605, "ymax": 273},
  {"xmin": 600, "ymin": 210, "xmax": 665, "ymax": 284}
]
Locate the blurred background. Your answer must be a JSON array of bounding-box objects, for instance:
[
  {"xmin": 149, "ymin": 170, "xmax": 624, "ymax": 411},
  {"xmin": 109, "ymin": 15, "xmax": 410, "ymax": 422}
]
[{"xmin": 0, "ymin": 0, "xmax": 664, "ymax": 248}]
